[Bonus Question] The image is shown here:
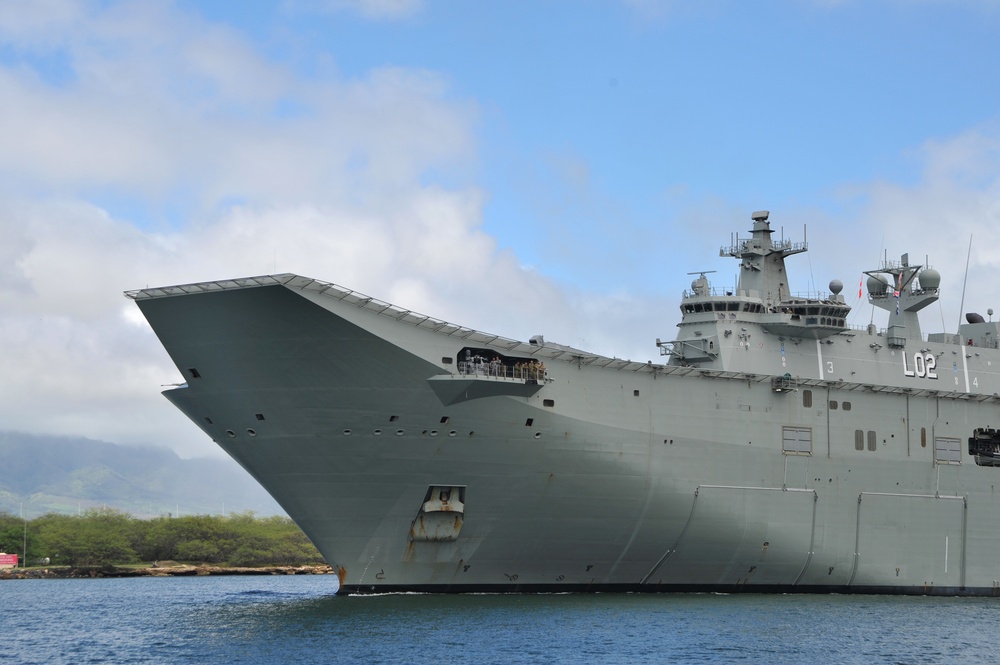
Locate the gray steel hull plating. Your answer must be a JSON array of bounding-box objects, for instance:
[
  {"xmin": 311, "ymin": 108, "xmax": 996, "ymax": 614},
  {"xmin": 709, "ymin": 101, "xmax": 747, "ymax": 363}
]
[{"xmin": 133, "ymin": 278, "xmax": 1000, "ymax": 595}]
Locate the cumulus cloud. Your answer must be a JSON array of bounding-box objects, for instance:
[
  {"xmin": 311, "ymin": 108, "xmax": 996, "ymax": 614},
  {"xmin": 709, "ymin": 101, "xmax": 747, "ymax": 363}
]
[
  {"xmin": 284, "ymin": 0, "xmax": 423, "ymax": 20},
  {"xmin": 782, "ymin": 123, "xmax": 1000, "ymax": 336},
  {"xmin": 0, "ymin": 0, "xmax": 649, "ymax": 457},
  {"xmin": 852, "ymin": 128, "xmax": 1000, "ymax": 323},
  {"xmin": 0, "ymin": 191, "xmax": 653, "ymax": 457}
]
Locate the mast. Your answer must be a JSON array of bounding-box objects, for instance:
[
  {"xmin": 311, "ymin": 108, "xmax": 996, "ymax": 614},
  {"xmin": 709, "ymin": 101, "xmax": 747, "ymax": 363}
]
[{"xmin": 720, "ymin": 210, "xmax": 807, "ymax": 310}]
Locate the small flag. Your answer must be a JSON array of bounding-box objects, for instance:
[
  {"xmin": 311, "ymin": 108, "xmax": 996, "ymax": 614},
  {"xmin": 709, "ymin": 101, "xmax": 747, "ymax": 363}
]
[{"xmin": 858, "ymin": 277, "xmax": 863, "ymax": 298}]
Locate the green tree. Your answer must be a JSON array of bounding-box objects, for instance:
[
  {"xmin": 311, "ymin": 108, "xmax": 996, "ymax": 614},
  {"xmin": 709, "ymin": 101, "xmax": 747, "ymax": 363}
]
[
  {"xmin": 18, "ymin": 509, "xmax": 323, "ymax": 567},
  {"xmin": 0, "ymin": 512, "xmax": 28, "ymax": 562},
  {"xmin": 33, "ymin": 509, "xmax": 138, "ymax": 566}
]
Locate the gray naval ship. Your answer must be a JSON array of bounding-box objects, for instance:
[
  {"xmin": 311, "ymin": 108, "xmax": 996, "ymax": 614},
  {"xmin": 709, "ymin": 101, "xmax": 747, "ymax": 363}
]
[{"xmin": 128, "ymin": 210, "xmax": 1000, "ymax": 595}]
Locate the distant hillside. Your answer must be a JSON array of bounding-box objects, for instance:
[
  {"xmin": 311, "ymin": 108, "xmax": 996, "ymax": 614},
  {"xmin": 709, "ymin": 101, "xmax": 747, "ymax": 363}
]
[{"xmin": 0, "ymin": 431, "xmax": 284, "ymax": 518}]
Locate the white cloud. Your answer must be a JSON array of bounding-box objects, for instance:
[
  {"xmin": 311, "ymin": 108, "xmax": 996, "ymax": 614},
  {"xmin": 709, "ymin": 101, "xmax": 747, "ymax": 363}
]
[
  {"xmin": 0, "ymin": 0, "xmax": 86, "ymax": 49},
  {"xmin": 0, "ymin": 1, "xmax": 488, "ymax": 456},
  {"xmin": 0, "ymin": 186, "xmax": 659, "ymax": 456},
  {"xmin": 859, "ymin": 129, "xmax": 1000, "ymax": 321},
  {"xmin": 0, "ymin": 1, "xmax": 637, "ymax": 457},
  {"xmin": 795, "ymin": 123, "xmax": 1000, "ymax": 335},
  {"xmin": 0, "ymin": 3, "xmax": 471, "ymax": 206},
  {"xmin": 284, "ymin": 0, "xmax": 423, "ymax": 20}
]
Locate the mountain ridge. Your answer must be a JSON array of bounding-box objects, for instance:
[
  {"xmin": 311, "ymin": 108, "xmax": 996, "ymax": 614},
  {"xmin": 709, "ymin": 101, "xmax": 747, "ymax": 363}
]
[{"xmin": 0, "ymin": 431, "xmax": 284, "ymax": 518}]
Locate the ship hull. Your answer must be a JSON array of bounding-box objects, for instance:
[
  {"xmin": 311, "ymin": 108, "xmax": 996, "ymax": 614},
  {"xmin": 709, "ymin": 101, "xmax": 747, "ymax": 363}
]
[{"xmin": 133, "ymin": 276, "xmax": 1000, "ymax": 595}]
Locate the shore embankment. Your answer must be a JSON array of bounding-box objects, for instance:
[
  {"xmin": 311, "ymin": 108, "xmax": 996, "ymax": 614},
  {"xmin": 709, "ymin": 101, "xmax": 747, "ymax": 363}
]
[{"xmin": 1, "ymin": 562, "xmax": 333, "ymax": 579}]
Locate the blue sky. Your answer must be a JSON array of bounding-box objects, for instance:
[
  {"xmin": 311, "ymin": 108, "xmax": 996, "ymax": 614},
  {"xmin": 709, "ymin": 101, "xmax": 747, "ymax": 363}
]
[{"xmin": 1, "ymin": 0, "xmax": 1000, "ymax": 456}]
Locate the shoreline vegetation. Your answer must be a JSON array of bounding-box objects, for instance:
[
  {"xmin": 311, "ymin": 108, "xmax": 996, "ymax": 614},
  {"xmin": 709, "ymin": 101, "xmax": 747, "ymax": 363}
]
[
  {"xmin": 2, "ymin": 562, "xmax": 334, "ymax": 580},
  {"xmin": 0, "ymin": 507, "xmax": 327, "ymax": 575},
  {"xmin": 0, "ymin": 561, "xmax": 333, "ymax": 580}
]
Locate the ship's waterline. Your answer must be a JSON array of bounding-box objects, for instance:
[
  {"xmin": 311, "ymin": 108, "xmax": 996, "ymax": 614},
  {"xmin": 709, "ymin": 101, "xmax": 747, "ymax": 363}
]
[{"xmin": 127, "ymin": 210, "xmax": 1000, "ymax": 595}]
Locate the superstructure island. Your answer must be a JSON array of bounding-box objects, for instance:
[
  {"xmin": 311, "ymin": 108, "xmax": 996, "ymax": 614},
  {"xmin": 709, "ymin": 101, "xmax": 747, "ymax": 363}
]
[{"xmin": 127, "ymin": 210, "xmax": 1000, "ymax": 595}]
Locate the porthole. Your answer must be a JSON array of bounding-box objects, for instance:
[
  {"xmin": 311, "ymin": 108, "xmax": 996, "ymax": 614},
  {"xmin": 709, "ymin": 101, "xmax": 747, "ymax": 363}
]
[
  {"xmin": 430, "ymin": 430, "xmax": 439, "ymax": 436},
  {"xmin": 469, "ymin": 431, "xmax": 476, "ymax": 436},
  {"xmin": 343, "ymin": 429, "xmax": 352, "ymax": 436},
  {"xmin": 449, "ymin": 431, "xmax": 457, "ymax": 437},
  {"xmin": 225, "ymin": 429, "xmax": 236, "ymax": 438},
  {"xmin": 395, "ymin": 429, "xmax": 405, "ymax": 436},
  {"xmin": 422, "ymin": 429, "xmax": 429, "ymax": 435},
  {"xmin": 534, "ymin": 432, "xmax": 542, "ymax": 439},
  {"xmin": 246, "ymin": 428, "xmax": 257, "ymax": 437},
  {"xmin": 373, "ymin": 429, "xmax": 383, "ymax": 436}
]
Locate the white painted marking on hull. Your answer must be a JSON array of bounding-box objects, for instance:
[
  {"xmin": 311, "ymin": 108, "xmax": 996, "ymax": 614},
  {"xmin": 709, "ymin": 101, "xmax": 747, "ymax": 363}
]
[
  {"xmin": 962, "ymin": 349, "xmax": 970, "ymax": 392},
  {"xmin": 816, "ymin": 340, "xmax": 825, "ymax": 380}
]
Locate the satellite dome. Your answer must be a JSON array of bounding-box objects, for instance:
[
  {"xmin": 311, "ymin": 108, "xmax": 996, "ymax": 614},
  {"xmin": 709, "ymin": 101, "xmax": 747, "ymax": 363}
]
[
  {"xmin": 829, "ymin": 279, "xmax": 843, "ymax": 295},
  {"xmin": 918, "ymin": 268, "xmax": 941, "ymax": 290},
  {"xmin": 867, "ymin": 275, "xmax": 889, "ymax": 295}
]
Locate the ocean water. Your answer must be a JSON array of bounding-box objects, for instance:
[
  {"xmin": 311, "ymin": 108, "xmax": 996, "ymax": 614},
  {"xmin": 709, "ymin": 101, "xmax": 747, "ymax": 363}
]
[{"xmin": 2, "ymin": 576, "xmax": 999, "ymax": 664}]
